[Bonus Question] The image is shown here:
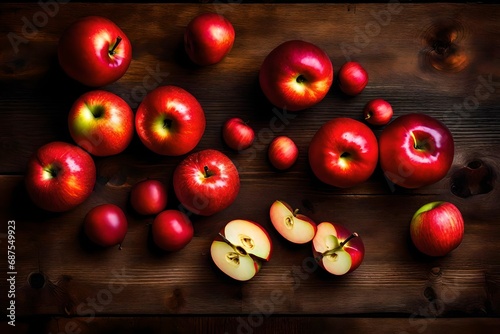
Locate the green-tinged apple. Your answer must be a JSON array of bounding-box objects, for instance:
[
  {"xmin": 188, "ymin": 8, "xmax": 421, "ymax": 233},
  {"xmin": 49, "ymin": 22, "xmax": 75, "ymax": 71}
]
[
  {"xmin": 58, "ymin": 16, "xmax": 132, "ymax": 87},
  {"xmin": 68, "ymin": 90, "xmax": 134, "ymax": 156},
  {"xmin": 410, "ymin": 201, "xmax": 464, "ymax": 257},
  {"xmin": 130, "ymin": 179, "xmax": 168, "ymax": 216},
  {"xmin": 259, "ymin": 40, "xmax": 333, "ymax": 111},
  {"xmin": 379, "ymin": 113, "xmax": 454, "ymax": 188},
  {"xmin": 312, "ymin": 222, "xmax": 364, "ymax": 275},
  {"xmin": 184, "ymin": 12, "xmax": 235, "ymax": 66},
  {"xmin": 84, "ymin": 204, "xmax": 128, "ymax": 248},
  {"xmin": 173, "ymin": 149, "xmax": 239, "ymax": 216},
  {"xmin": 222, "ymin": 117, "xmax": 255, "ymax": 151},
  {"xmin": 25, "ymin": 141, "xmax": 96, "ymax": 212},
  {"xmin": 268, "ymin": 136, "xmax": 299, "ymax": 170},
  {"xmin": 152, "ymin": 210, "xmax": 194, "ymax": 252},
  {"xmin": 269, "ymin": 200, "xmax": 316, "ymax": 244},
  {"xmin": 309, "ymin": 118, "xmax": 378, "ymax": 188},
  {"xmin": 211, "ymin": 219, "xmax": 272, "ymax": 281}
]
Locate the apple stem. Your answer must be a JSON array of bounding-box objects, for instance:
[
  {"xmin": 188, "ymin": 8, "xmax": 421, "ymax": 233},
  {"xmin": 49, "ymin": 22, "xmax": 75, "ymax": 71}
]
[
  {"xmin": 293, "ymin": 208, "xmax": 299, "ymax": 216},
  {"xmin": 204, "ymin": 166, "xmax": 213, "ymax": 178},
  {"xmin": 340, "ymin": 232, "xmax": 359, "ymax": 248},
  {"xmin": 365, "ymin": 112, "xmax": 372, "ymax": 120},
  {"xmin": 109, "ymin": 36, "xmax": 122, "ymax": 55},
  {"xmin": 318, "ymin": 232, "xmax": 359, "ymax": 259}
]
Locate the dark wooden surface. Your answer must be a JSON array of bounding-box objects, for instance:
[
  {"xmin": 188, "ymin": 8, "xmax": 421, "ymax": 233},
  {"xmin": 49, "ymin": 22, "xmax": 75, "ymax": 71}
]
[{"xmin": 1, "ymin": 3, "xmax": 499, "ymax": 333}]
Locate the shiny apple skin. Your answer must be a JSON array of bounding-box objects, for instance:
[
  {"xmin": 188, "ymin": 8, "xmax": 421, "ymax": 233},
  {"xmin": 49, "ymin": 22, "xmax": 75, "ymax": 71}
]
[
  {"xmin": 130, "ymin": 180, "xmax": 168, "ymax": 216},
  {"xmin": 152, "ymin": 210, "xmax": 194, "ymax": 252},
  {"xmin": 84, "ymin": 204, "xmax": 128, "ymax": 247}
]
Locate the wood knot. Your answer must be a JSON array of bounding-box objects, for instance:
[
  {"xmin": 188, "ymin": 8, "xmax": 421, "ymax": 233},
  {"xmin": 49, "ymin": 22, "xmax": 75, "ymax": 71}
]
[
  {"xmin": 431, "ymin": 267, "xmax": 442, "ymax": 277},
  {"xmin": 450, "ymin": 159, "xmax": 495, "ymax": 198},
  {"xmin": 28, "ymin": 271, "xmax": 46, "ymax": 289},
  {"xmin": 166, "ymin": 288, "xmax": 186, "ymax": 312}
]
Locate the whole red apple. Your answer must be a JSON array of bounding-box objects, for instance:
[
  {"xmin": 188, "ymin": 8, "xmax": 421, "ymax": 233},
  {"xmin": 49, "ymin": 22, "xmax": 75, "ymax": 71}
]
[
  {"xmin": 130, "ymin": 179, "xmax": 168, "ymax": 216},
  {"xmin": 308, "ymin": 118, "xmax": 378, "ymax": 188},
  {"xmin": 68, "ymin": 90, "xmax": 134, "ymax": 156},
  {"xmin": 135, "ymin": 85, "xmax": 206, "ymax": 156},
  {"xmin": 222, "ymin": 117, "xmax": 254, "ymax": 151},
  {"xmin": 338, "ymin": 61, "xmax": 368, "ymax": 96},
  {"xmin": 268, "ymin": 136, "xmax": 299, "ymax": 170},
  {"xmin": 25, "ymin": 141, "xmax": 96, "ymax": 212},
  {"xmin": 259, "ymin": 40, "xmax": 333, "ymax": 111},
  {"xmin": 58, "ymin": 16, "xmax": 132, "ymax": 87},
  {"xmin": 84, "ymin": 204, "xmax": 128, "ymax": 248},
  {"xmin": 379, "ymin": 113, "xmax": 454, "ymax": 188},
  {"xmin": 184, "ymin": 12, "xmax": 235, "ymax": 66},
  {"xmin": 410, "ymin": 201, "xmax": 464, "ymax": 256},
  {"xmin": 363, "ymin": 99, "xmax": 393, "ymax": 126},
  {"xmin": 152, "ymin": 210, "xmax": 194, "ymax": 252},
  {"xmin": 173, "ymin": 149, "xmax": 240, "ymax": 216}
]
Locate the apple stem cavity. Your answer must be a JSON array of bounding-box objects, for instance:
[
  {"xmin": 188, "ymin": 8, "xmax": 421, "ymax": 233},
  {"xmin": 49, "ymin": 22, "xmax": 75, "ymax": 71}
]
[
  {"xmin": 109, "ymin": 36, "xmax": 122, "ymax": 56},
  {"xmin": 163, "ymin": 119, "xmax": 172, "ymax": 129},
  {"xmin": 296, "ymin": 75, "xmax": 307, "ymax": 84}
]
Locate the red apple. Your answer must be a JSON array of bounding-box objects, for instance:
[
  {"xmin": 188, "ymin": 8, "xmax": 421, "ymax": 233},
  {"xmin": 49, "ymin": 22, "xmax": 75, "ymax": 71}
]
[
  {"xmin": 222, "ymin": 117, "xmax": 254, "ymax": 151},
  {"xmin": 135, "ymin": 85, "xmax": 206, "ymax": 156},
  {"xmin": 379, "ymin": 113, "xmax": 454, "ymax": 189},
  {"xmin": 184, "ymin": 12, "xmax": 235, "ymax": 66},
  {"xmin": 269, "ymin": 200, "xmax": 316, "ymax": 244},
  {"xmin": 173, "ymin": 149, "xmax": 240, "ymax": 216},
  {"xmin": 152, "ymin": 210, "xmax": 194, "ymax": 252},
  {"xmin": 312, "ymin": 222, "xmax": 364, "ymax": 275},
  {"xmin": 68, "ymin": 90, "xmax": 134, "ymax": 156},
  {"xmin": 259, "ymin": 40, "xmax": 333, "ymax": 111},
  {"xmin": 211, "ymin": 219, "xmax": 272, "ymax": 281},
  {"xmin": 130, "ymin": 179, "xmax": 168, "ymax": 216},
  {"xmin": 58, "ymin": 16, "xmax": 132, "ymax": 87},
  {"xmin": 338, "ymin": 61, "xmax": 368, "ymax": 96},
  {"xmin": 268, "ymin": 136, "xmax": 299, "ymax": 170},
  {"xmin": 410, "ymin": 201, "xmax": 464, "ymax": 257},
  {"xmin": 308, "ymin": 118, "xmax": 378, "ymax": 188},
  {"xmin": 25, "ymin": 141, "xmax": 96, "ymax": 212},
  {"xmin": 84, "ymin": 204, "xmax": 128, "ymax": 248},
  {"xmin": 363, "ymin": 99, "xmax": 393, "ymax": 126}
]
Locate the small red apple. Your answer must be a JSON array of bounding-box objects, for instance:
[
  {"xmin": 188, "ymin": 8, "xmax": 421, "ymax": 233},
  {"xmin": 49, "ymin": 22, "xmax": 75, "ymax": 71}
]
[
  {"xmin": 84, "ymin": 204, "xmax": 128, "ymax": 248},
  {"xmin": 152, "ymin": 210, "xmax": 194, "ymax": 252},
  {"xmin": 363, "ymin": 99, "xmax": 393, "ymax": 126},
  {"xmin": 222, "ymin": 117, "xmax": 255, "ymax": 151},
  {"xmin": 130, "ymin": 179, "xmax": 168, "ymax": 216},
  {"xmin": 268, "ymin": 136, "xmax": 299, "ymax": 170},
  {"xmin": 338, "ymin": 61, "xmax": 368, "ymax": 96}
]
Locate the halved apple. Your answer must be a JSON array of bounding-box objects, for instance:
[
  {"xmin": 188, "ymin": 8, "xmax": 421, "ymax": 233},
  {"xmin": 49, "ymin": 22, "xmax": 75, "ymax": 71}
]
[
  {"xmin": 269, "ymin": 200, "xmax": 317, "ymax": 244},
  {"xmin": 210, "ymin": 219, "xmax": 272, "ymax": 281},
  {"xmin": 312, "ymin": 222, "xmax": 364, "ymax": 275}
]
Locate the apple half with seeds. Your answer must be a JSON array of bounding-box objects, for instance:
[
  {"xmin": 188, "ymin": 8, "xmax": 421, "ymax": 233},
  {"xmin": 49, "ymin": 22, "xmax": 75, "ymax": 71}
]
[
  {"xmin": 269, "ymin": 200, "xmax": 317, "ymax": 244},
  {"xmin": 211, "ymin": 219, "xmax": 272, "ymax": 281}
]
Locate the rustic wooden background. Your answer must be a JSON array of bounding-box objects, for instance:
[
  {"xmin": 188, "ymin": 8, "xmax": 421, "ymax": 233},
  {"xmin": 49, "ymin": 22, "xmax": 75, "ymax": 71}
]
[{"xmin": 1, "ymin": 2, "xmax": 499, "ymax": 333}]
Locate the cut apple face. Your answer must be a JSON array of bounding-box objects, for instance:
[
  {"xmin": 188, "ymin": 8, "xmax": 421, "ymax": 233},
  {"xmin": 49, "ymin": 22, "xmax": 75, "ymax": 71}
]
[
  {"xmin": 210, "ymin": 219, "xmax": 272, "ymax": 281},
  {"xmin": 269, "ymin": 200, "xmax": 317, "ymax": 244}
]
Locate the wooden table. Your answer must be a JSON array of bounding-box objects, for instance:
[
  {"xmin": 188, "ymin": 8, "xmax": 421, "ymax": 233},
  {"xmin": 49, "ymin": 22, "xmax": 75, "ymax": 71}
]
[{"xmin": 1, "ymin": 2, "xmax": 499, "ymax": 333}]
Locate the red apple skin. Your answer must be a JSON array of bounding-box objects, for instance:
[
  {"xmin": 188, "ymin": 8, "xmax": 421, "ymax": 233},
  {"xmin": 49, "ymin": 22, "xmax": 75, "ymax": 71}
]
[
  {"xmin": 184, "ymin": 12, "xmax": 235, "ymax": 66},
  {"xmin": 259, "ymin": 40, "xmax": 334, "ymax": 111},
  {"xmin": 25, "ymin": 141, "xmax": 96, "ymax": 212},
  {"xmin": 268, "ymin": 136, "xmax": 299, "ymax": 170},
  {"xmin": 152, "ymin": 210, "xmax": 194, "ymax": 252},
  {"xmin": 130, "ymin": 180, "xmax": 168, "ymax": 216},
  {"xmin": 222, "ymin": 117, "xmax": 255, "ymax": 151},
  {"xmin": 379, "ymin": 113, "xmax": 454, "ymax": 189},
  {"xmin": 135, "ymin": 85, "xmax": 206, "ymax": 156},
  {"xmin": 58, "ymin": 16, "xmax": 132, "ymax": 87},
  {"xmin": 68, "ymin": 90, "xmax": 134, "ymax": 156},
  {"xmin": 338, "ymin": 61, "xmax": 369, "ymax": 96},
  {"xmin": 84, "ymin": 204, "xmax": 128, "ymax": 247},
  {"xmin": 308, "ymin": 118, "xmax": 378, "ymax": 188},
  {"xmin": 173, "ymin": 149, "xmax": 240, "ymax": 216},
  {"xmin": 410, "ymin": 201, "xmax": 464, "ymax": 257},
  {"xmin": 363, "ymin": 99, "xmax": 393, "ymax": 126}
]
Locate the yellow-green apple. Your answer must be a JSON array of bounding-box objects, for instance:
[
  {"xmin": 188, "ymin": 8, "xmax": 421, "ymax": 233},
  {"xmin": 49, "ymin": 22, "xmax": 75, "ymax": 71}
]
[
  {"xmin": 210, "ymin": 219, "xmax": 272, "ymax": 281},
  {"xmin": 184, "ymin": 12, "xmax": 235, "ymax": 66},
  {"xmin": 130, "ymin": 179, "xmax": 168, "ymax": 216},
  {"xmin": 25, "ymin": 141, "xmax": 96, "ymax": 212},
  {"xmin": 379, "ymin": 113, "xmax": 454, "ymax": 188},
  {"xmin": 135, "ymin": 85, "xmax": 206, "ymax": 156},
  {"xmin": 308, "ymin": 118, "xmax": 378, "ymax": 188},
  {"xmin": 222, "ymin": 117, "xmax": 254, "ymax": 151},
  {"xmin": 338, "ymin": 61, "xmax": 368, "ymax": 96},
  {"xmin": 259, "ymin": 40, "xmax": 333, "ymax": 111},
  {"xmin": 68, "ymin": 90, "xmax": 134, "ymax": 156},
  {"xmin": 312, "ymin": 222, "xmax": 364, "ymax": 275},
  {"xmin": 84, "ymin": 204, "xmax": 128, "ymax": 248},
  {"xmin": 363, "ymin": 99, "xmax": 393, "ymax": 126},
  {"xmin": 410, "ymin": 201, "xmax": 464, "ymax": 257},
  {"xmin": 269, "ymin": 200, "xmax": 316, "ymax": 244},
  {"xmin": 173, "ymin": 149, "xmax": 239, "ymax": 216},
  {"xmin": 268, "ymin": 136, "xmax": 299, "ymax": 170},
  {"xmin": 152, "ymin": 210, "xmax": 194, "ymax": 252},
  {"xmin": 58, "ymin": 16, "xmax": 132, "ymax": 87}
]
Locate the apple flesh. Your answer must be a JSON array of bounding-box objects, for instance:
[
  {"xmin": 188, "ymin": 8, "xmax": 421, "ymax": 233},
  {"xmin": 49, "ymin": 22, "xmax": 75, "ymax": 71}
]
[
  {"xmin": 211, "ymin": 219, "xmax": 272, "ymax": 281},
  {"xmin": 410, "ymin": 201, "xmax": 464, "ymax": 257},
  {"xmin": 84, "ymin": 204, "xmax": 128, "ymax": 248},
  {"xmin": 130, "ymin": 179, "xmax": 168, "ymax": 216},
  {"xmin": 268, "ymin": 136, "xmax": 299, "ymax": 170},
  {"xmin": 152, "ymin": 210, "xmax": 194, "ymax": 252},
  {"xmin": 312, "ymin": 222, "xmax": 364, "ymax": 275},
  {"xmin": 269, "ymin": 200, "xmax": 316, "ymax": 244}
]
